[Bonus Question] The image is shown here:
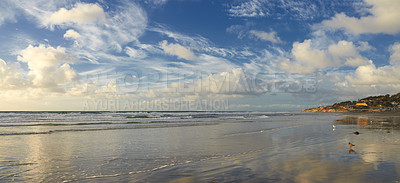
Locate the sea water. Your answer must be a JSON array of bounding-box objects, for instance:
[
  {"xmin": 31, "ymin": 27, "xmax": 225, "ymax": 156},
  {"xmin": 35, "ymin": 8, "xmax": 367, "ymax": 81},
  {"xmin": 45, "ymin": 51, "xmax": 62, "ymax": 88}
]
[{"xmin": 0, "ymin": 112, "xmax": 399, "ymax": 182}]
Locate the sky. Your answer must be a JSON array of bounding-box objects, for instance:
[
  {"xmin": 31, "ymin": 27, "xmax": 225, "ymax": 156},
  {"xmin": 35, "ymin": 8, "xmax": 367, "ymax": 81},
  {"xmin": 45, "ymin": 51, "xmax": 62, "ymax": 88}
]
[{"xmin": 1, "ymin": 0, "xmax": 400, "ymax": 111}]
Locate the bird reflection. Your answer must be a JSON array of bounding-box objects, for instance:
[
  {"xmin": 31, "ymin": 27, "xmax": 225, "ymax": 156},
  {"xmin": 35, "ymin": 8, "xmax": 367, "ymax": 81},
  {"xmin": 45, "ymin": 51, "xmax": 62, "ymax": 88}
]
[{"xmin": 348, "ymin": 149, "xmax": 356, "ymax": 154}]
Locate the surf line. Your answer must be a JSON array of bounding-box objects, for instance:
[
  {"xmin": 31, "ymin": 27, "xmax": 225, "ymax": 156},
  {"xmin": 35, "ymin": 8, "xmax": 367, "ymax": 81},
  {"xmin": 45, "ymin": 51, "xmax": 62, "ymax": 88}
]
[{"xmin": 224, "ymin": 124, "xmax": 305, "ymax": 137}]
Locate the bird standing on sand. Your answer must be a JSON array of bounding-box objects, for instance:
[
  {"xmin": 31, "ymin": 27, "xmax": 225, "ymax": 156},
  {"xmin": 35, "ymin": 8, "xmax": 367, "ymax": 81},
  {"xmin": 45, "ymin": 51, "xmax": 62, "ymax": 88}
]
[
  {"xmin": 353, "ymin": 131, "xmax": 360, "ymax": 135},
  {"xmin": 348, "ymin": 142, "xmax": 355, "ymax": 148}
]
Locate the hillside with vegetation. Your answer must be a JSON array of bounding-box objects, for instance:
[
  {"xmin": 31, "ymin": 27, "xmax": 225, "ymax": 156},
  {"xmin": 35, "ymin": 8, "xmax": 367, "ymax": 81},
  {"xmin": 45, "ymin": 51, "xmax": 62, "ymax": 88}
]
[{"xmin": 302, "ymin": 93, "xmax": 400, "ymax": 112}]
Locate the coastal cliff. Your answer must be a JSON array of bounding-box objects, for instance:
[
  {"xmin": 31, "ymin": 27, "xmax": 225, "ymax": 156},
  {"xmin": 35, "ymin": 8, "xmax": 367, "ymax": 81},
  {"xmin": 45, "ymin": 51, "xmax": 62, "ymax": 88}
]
[{"xmin": 303, "ymin": 93, "xmax": 400, "ymax": 113}]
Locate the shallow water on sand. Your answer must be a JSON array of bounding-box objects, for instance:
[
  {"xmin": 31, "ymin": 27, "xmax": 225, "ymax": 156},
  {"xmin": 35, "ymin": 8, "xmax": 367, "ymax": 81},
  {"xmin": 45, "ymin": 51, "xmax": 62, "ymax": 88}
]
[{"xmin": 0, "ymin": 112, "xmax": 399, "ymax": 182}]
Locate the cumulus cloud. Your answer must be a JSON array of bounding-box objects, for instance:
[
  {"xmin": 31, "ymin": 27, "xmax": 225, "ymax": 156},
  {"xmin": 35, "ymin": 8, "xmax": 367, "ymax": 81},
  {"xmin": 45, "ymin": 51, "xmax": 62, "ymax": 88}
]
[
  {"xmin": 342, "ymin": 43, "xmax": 400, "ymax": 87},
  {"xmin": 345, "ymin": 42, "xmax": 400, "ymax": 85},
  {"xmin": 345, "ymin": 63, "xmax": 400, "ymax": 85},
  {"xmin": 249, "ymin": 30, "xmax": 281, "ymax": 43},
  {"xmin": 357, "ymin": 41, "xmax": 374, "ymax": 51},
  {"xmin": 159, "ymin": 40, "xmax": 196, "ymax": 60},
  {"xmin": 291, "ymin": 39, "xmax": 331, "ymax": 68},
  {"xmin": 0, "ymin": 44, "xmax": 79, "ymax": 98},
  {"xmin": 45, "ymin": 3, "xmax": 106, "ymax": 26},
  {"xmin": 281, "ymin": 39, "xmax": 369, "ymax": 73},
  {"xmin": 328, "ymin": 41, "xmax": 370, "ymax": 67},
  {"xmin": 317, "ymin": 0, "xmax": 400, "ymax": 34},
  {"xmin": 17, "ymin": 44, "xmax": 77, "ymax": 92},
  {"xmin": 63, "ymin": 29, "xmax": 81, "ymax": 39},
  {"xmin": 0, "ymin": 59, "xmax": 29, "ymax": 90}
]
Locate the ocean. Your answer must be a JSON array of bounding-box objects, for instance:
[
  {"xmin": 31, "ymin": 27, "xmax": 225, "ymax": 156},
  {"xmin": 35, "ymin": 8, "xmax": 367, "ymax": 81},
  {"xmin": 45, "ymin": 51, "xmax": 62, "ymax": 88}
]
[{"xmin": 0, "ymin": 111, "xmax": 399, "ymax": 182}]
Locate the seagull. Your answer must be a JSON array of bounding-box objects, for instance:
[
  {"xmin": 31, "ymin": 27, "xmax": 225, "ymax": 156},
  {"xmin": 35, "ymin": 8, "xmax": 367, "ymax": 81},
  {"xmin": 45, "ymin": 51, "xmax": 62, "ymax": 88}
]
[
  {"xmin": 353, "ymin": 131, "xmax": 360, "ymax": 135},
  {"xmin": 348, "ymin": 142, "xmax": 355, "ymax": 148}
]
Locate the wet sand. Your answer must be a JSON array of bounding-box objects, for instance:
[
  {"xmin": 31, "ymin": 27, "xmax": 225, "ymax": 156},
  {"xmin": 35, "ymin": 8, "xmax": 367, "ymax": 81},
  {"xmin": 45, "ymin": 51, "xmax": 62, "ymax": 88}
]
[
  {"xmin": 344, "ymin": 111, "xmax": 400, "ymax": 117},
  {"xmin": 1, "ymin": 112, "xmax": 399, "ymax": 182},
  {"xmin": 129, "ymin": 113, "xmax": 400, "ymax": 182}
]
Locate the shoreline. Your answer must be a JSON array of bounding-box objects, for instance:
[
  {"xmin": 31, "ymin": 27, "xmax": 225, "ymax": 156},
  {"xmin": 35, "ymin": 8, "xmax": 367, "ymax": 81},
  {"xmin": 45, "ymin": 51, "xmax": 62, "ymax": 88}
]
[
  {"xmin": 302, "ymin": 111, "xmax": 400, "ymax": 117},
  {"xmin": 340, "ymin": 111, "xmax": 400, "ymax": 117}
]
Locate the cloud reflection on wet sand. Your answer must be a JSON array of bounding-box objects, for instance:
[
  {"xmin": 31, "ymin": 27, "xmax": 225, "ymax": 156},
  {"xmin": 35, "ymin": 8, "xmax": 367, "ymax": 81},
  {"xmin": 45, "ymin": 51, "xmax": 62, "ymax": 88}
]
[{"xmin": 137, "ymin": 114, "xmax": 400, "ymax": 182}]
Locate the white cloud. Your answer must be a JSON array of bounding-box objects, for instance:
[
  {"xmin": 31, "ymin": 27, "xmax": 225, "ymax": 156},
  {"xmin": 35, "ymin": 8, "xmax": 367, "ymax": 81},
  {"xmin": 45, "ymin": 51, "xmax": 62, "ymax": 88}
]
[
  {"xmin": 389, "ymin": 42, "xmax": 400, "ymax": 66},
  {"xmin": 95, "ymin": 81, "xmax": 120, "ymax": 94},
  {"xmin": 227, "ymin": 0, "xmax": 354, "ymax": 20},
  {"xmin": 126, "ymin": 68, "xmax": 267, "ymax": 101},
  {"xmin": 198, "ymin": 68, "xmax": 267, "ymax": 95},
  {"xmin": 226, "ymin": 25, "xmax": 249, "ymax": 39},
  {"xmin": 12, "ymin": 1, "xmax": 147, "ymax": 61},
  {"xmin": 228, "ymin": 0, "xmax": 266, "ymax": 17},
  {"xmin": 292, "ymin": 39, "xmax": 331, "ymax": 68},
  {"xmin": 0, "ymin": 1, "xmax": 17, "ymax": 26},
  {"xmin": 226, "ymin": 25, "xmax": 282, "ymax": 44},
  {"xmin": 77, "ymin": 67, "xmax": 268, "ymax": 109},
  {"xmin": 124, "ymin": 46, "xmax": 147, "ymax": 59},
  {"xmin": 144, "ymin": 0, "xmax": 168, "ymax": 7},
  {"xmin": 63, "ymin": 29, "xmax": 81, "ymax": 39},
  {"xmin": 345, "ymin": 42, "xmax": 400, "ymax": 85},
  {"xmin": 152, "ymin": 26, "xmax": 236, "ymax": 58},
  {"xmin": 45, "ymin": 3, "xmax": 106, "ymax": 26},
  {"xmin": 281, "ymin": 39, "xmax": 369, "ymax": 73},
  {"xmin": 0, "ymin": 59, "xmax": 29, "ymax": 90},
  {"xmin": 249, "ymin": 30, "xmax": 281, "ymax": 43},
  {"xmin": 9, "ymin": 0, "xmax": 69, "ymax": 23},
  {"xmin": 328, "ymin": 41, "xmax": 369, "ymax": 67},
  {"xmin": 357, "ymin": 41, "xmax": 374, "ymax": 51},
  {"xmin": 280, "ymin": 58, "xmax": 316, "ymax": 74},
  {"xmin": 169, "ymin": 54, "xmax": 237, "ymax": 74},
  {"xmin": 0, "ymin": 43, "xmax": 82, "ymax": 101},
  {"xmin": 346, "ymin": 63, "xmax": 400, "ymax": 85},
  {"xmin": 159, "ymin": 40, "xmax": 196, "ymax": 60},
  {"xmin": 73, "ymin": 2, "xmax": 147, "ymax": 54},
  {"xmin": 317, "ymin": 0, "xmax": 400, "ymax": 34},
  {"xmin": 17, "ymin": 44, "xmax": 77, "ymax": 91},
  {"xmin": 0, "ymin": 0, "xmax": 63, "ymax": 28}
]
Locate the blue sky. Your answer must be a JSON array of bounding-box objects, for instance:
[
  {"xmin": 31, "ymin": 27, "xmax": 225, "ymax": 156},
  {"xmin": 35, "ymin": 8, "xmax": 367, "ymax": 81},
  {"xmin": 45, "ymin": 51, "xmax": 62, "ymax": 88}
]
[{"xmin": 1, "ymin": 0, "xmax": 400, "ymax": 111}]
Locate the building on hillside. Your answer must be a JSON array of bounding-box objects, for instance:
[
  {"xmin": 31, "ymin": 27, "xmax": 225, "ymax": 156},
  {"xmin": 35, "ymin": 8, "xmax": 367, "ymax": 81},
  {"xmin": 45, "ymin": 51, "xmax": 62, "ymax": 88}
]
[{"xmin": 356, "ymin": 102, "xmax": 368, "ymax": 106}]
